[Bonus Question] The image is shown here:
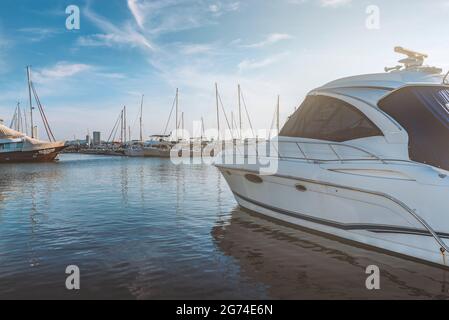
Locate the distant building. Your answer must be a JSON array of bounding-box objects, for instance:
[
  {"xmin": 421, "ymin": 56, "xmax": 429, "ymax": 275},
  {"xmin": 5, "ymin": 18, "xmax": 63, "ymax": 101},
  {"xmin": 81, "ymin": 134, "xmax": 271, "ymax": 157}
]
[
  {"xmin": 86, "ymin": 134, "xmax": 91, "ymax": 147},
  {"xmin": 93, "ymin": 131, "xmax": 101, "ymax": 146}
]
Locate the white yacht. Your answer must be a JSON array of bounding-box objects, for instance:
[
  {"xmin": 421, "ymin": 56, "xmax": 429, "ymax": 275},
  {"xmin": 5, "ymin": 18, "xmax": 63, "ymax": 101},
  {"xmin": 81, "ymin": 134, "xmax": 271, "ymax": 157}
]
[{"xmin": 215, "ymin": 47, "xmax": 449, "ymax": 267}]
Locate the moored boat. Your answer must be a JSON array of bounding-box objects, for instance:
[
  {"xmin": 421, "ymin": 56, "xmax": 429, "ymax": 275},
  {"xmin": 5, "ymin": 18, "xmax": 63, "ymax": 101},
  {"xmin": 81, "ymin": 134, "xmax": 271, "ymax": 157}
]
[
  {"xmin": 216, "ymin": 47, "xmax": 449, "ymax": 267},
  {"xmin": 0, "ymin": 124, "xmax": 65, "ymax": 163}
]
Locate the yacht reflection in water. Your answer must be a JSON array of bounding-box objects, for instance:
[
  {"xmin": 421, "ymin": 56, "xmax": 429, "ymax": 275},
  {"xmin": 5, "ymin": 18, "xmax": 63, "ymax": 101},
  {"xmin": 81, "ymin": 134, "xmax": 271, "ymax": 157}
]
[{"xmin": 212, "ymin": 208, "xmax": 449, "ymax": 299}]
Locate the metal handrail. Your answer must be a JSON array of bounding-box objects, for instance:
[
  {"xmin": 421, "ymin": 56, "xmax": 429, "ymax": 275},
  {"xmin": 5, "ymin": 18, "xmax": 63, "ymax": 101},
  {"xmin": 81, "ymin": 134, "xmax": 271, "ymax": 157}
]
[{"xmin": 218, "ymin": 139, "xmax": 393, "ymax": 164}]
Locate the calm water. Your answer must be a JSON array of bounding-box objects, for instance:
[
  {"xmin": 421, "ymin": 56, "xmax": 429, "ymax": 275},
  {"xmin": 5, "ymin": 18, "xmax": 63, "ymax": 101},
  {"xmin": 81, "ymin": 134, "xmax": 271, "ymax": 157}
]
[{"xmin": 0, "ymin": 154, "xmax": 449, "ymax": 299}]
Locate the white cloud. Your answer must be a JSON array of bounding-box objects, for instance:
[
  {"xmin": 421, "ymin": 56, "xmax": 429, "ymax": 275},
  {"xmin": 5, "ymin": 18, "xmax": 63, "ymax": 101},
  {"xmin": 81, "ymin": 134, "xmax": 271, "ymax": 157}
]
[
  {"xmin": 80, "ymin": 6, "xmax": 155, "ymax": 51},
  {"xmin": 208, "ymin": 1, "xmax": 240, "ymax": 16},
  {"xmin": 127, "ymin": 0, "xmax": 146, "ymax": 29},
  {"xmin": 180, "ymin": 43, "xmax": 215, "ymax": 55},
  {"xmin": 320, "ymin": 0, "xmax": 351, "ymax": 8},
  {"xmin": 33, "ymin": 62, "xmax": 93, "ymax": 83},
  {"xmin": 18, "ymin": 27, "xmax": 60, "ymax": 42},
  {"xmin": 238, "ymin": 52, "xmax": 289, "ymax": 71},
  {"xmin": 243, "ymin": 33, "xmax": 293, "ymax": 48}
]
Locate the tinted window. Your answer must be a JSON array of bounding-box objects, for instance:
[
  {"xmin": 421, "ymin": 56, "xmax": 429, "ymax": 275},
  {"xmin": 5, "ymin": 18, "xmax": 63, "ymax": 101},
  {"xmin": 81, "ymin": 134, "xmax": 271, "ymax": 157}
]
[
  {"xmin": 378, "ymin": 86, "xmax": 449, "ymax": 171},
  {"xmin": 280, "ymin": 95, "xmax": 382, "ymax": 142}
]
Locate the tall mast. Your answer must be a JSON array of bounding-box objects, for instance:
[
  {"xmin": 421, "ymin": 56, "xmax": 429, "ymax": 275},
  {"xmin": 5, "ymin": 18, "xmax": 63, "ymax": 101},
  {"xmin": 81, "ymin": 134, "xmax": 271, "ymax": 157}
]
[
  {"xmin": 215, "ymin": 83, "xmax": 220, "ymax": 141},
  {"xmin": 175, "ymin": 88, "xmax": 179, "ymax": 141},
  {"xmin": 17, "ymin": 102, "xmax": 22, "ymax": 132},
  {"xmin": 23, "ymin": 105, "xmax": 28, "ymax": 136},
  {"xmin": 120, "ymin": 108, "xmax": 124, "ymax": 143},
  {"xmin": 140, "ymin": 94, "xmax": 144, "ymax": 142},
  {"xmin": 238, "ymin": 84, "xmax": 242, "ymax": 138},
  {"xmin": 201, "ymin": 116, "xmax": 205, "ymax": 141},
  {"xmin": 124, "ymin": 106, "xmax": 127, "ymax": 143},
  {"xmin": 276, "ymin": 95, "xmax": 280, "ymax": 135},
  {"xmin": 181, "ymin": 112, "xmax": 184, "ymax": 140},
  {"xmin": 26, "ymin": 66, "xmax": 34, "ymax": 138}
]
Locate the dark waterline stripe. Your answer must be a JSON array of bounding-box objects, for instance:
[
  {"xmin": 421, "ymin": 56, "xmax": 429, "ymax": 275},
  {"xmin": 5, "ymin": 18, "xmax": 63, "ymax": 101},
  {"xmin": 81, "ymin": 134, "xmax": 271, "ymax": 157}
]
[{"xmin": 233, "ymin": 191, "xmax": 449, "ymax": 240}]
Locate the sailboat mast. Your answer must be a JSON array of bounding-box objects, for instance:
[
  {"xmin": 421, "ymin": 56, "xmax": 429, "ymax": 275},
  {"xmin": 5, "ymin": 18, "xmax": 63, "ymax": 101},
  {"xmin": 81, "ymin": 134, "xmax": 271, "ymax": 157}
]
[
  {"xmin": 140, "ymin": 94, "xmax": 144, "ymax": 142},
  {"xmin": 175, "ymin": 88, "xmax": 179, "ymax": 141},
  {"xmin": 120, "ymin": 108, "xmax": 124, "ymax": 143},
  {"xmin": 23, "ymin": 106, "xmax": 28, "ymax": 136},
  {"xmin": 215, "ymin": 83, "xmax": 220, "ymax": 141},
  {"xmin": 17, "ymin": 102, "xmax": 22, "ymax": 132},
  {"xmin": 26, "ymin": 66, "xmax": 34, "ymax": 138},
  {"xmin": 181, "ymin": 112, "xmax": 184, "ymax": 140},
  {"xmin": 276, "ymin": 95, "xmax": 280, "ymax": 135},
  {"xmin": 238, "ymin": 84, "xmax": 242, "ymax": 138},
  {"xmin": 124, "ymin": 106, "xmax": 127, "ymax": 143},
  {"xmin": 201, "ymin": 116, "xmax": 205, "ymax": 141}
]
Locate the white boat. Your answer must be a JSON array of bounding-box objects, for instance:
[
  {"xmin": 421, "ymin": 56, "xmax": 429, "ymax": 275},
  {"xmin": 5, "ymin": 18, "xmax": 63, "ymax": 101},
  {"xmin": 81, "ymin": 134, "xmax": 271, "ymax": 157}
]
[{"xmin": 215, "ymin": 47, "xmax": 449, "ymax": 267}]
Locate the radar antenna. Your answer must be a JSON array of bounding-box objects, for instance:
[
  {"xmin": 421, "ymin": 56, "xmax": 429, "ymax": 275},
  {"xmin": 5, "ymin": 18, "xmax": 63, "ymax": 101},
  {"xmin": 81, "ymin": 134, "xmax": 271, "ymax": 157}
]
[{"xmin": 385, "ymin": 46, "xmax": 442, "ymax": 74}]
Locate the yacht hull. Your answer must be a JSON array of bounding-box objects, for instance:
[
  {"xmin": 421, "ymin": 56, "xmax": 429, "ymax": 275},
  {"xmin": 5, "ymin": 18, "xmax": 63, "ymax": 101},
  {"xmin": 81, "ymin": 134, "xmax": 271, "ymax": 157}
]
[
  {"xmin": 143, "ymin": 148, "xmax": 171, "ymax": 158},
  {"xmin": 0, "ymin": 146, "xmax": 66, "ymax": 163},
  {"xmin": 217, "ymin": 165, "xmax": 449, "ymax": 267}
]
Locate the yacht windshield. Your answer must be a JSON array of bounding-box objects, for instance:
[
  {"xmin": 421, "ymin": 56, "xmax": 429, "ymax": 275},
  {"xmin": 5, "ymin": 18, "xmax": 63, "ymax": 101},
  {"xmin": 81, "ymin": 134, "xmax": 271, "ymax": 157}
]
[{"xmin": 378, "ymin": 86, "xmax": 449, "ymax": 171}]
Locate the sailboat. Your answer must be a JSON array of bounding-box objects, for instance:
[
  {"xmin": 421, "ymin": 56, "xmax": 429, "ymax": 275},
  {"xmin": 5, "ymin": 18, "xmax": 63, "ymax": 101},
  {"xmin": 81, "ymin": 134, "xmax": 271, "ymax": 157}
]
[
  {"xmin": 125, "ymin": 95, "xmax": 146, "ymax": 157},
  {"xmin": 125, "ymin": 90, "xmax": 179, "ymax": 158},
  {"xmin": 0, "ymin": 67, "xmax": 65, "ymax": 163}
]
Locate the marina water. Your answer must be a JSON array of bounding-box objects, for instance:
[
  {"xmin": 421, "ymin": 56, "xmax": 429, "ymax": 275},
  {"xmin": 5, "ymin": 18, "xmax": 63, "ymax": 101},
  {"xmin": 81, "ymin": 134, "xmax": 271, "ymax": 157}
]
[{"xmin": 0, "ymin": 154, "xmax": 449, "ymax": 299}]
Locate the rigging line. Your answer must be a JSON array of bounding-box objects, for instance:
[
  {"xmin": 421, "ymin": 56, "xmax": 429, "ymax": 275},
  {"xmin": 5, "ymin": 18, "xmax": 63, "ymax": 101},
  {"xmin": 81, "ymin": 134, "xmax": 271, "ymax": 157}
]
[
  {"xmin": 217, "ymin": 91, "xmax": 234, "ymax": 139},
  {"xmin": 31, "ymin": 82, "xmax": 54, "ymax": 141},
  {"xmin": 111, "ymin": 114, "xmax": 121, "ymax": 143},
  {"xmin": 10, "ymin": 106, "xmax": 17, "ymax": 129},
  {"xmin": 31, "ymin": 82, "xmax": 55, "ymax": 141},
  {"xmin": 129, "ymin": 107, "xmax": 141, "ymax": 141},
  {"xmin": 268, "ymin": 108, "xmax": 277, "ymax": 140},
  {"xmin": 163, "ymin": 93, "xmax": 177, "ymax": 135},
  {"xmin": 107, "ymin": 111, "xmax": 122, "ymax": 143},
  {"xmin": 232, "ymin": 114, "xmax": 239, "ymax": 137},
  {"xmin": 32, "ymin": 82, "xmax": 55, "ymax": 141},
  {"xmin": 239, "ymin": 89, "xmax": 255, "ymax": 138}
]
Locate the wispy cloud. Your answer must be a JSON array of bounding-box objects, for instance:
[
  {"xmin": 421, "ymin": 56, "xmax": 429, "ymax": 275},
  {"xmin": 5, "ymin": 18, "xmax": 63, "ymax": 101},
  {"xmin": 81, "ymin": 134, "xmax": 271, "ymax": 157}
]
[
  {"xmin": 33, "ymin": 62, "xmax": 93, "ymax": 83},
  {"xmin": 287, "ymin": 0, "xmax": 351, "ymax": 7},
  {"xmin": 127, "ymin": 0, "xmax": 146, "ymax": 29},
  {"xmin": 180, "ymin": 43, "xmax": 215, "ymax": 55},
  {"xmin": 18, "ymin": 27, "xmax": 61, "ymax": 42},
  {"xmin": 242, "ymin": 33, "xmax": 293, "ymax": 48},
  {"xmin": 208, "ymin": 1, "xmax": 240, "ymax": 16},
  {"xmin": 79, "ymin": 6, "xmax": 155, "ymax": 51},
  {"xmin": 320, "ymin": 0, "xmax": 351, "ymax": 8},
  {"xmin": 238, "ymin": 52, "xmax": 289, "ymax": 71}
]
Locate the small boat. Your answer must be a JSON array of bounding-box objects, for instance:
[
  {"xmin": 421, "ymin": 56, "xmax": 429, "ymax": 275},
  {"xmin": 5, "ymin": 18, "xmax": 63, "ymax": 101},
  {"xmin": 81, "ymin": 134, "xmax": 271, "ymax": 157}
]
[{"xmin": 216, "ymin": 47, "xmax": 449, "ymax": 267}]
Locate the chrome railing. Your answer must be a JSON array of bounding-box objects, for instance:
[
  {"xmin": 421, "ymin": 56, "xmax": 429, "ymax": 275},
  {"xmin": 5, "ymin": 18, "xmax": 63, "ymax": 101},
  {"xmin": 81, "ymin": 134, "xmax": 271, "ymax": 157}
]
[{"xmin": 225, "ymin": 139, "xmax": 389, "ymax": 164}]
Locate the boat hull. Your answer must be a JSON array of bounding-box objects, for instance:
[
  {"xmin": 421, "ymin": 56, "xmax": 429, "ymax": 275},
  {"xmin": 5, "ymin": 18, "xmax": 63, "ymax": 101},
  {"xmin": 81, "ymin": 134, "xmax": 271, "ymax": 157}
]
[
  {"xmin": 217, "ymin": 165, "xmax": 449, "ymax": 267},
  {"xmin": 0, "ymin": 146, "xmax": 66, "ymax": 163}
]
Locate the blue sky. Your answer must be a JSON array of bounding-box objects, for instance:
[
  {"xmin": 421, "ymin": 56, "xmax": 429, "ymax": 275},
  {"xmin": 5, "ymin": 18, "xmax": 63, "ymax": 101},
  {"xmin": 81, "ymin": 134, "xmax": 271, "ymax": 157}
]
[{"xmin": 1, "ymin": 0, "xmax": 449, "ymax": 140}]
